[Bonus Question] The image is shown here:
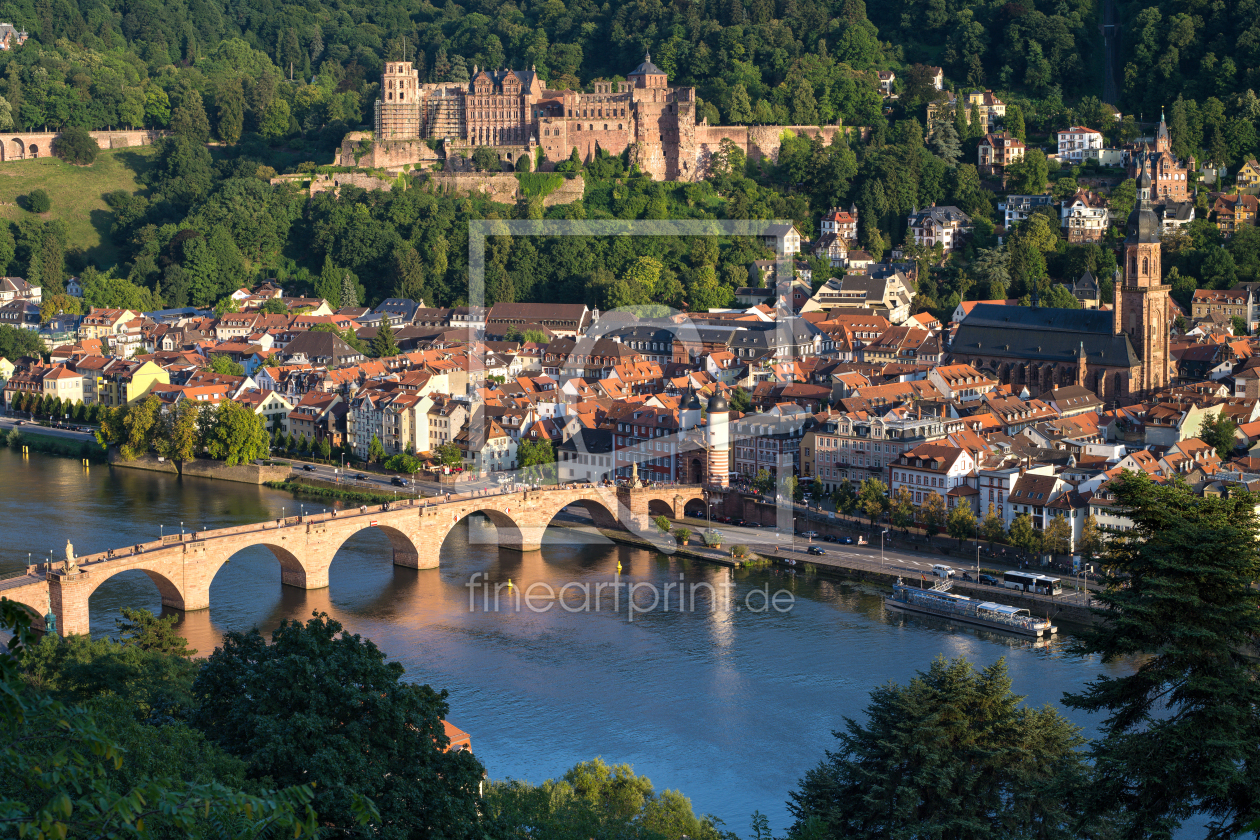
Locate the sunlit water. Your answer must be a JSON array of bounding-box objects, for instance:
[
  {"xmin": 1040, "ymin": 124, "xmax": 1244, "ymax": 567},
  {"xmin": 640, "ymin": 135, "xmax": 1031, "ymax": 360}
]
[{"xmin": 2, "ymin": 449, "xmax": 1139, "ymax": 833}]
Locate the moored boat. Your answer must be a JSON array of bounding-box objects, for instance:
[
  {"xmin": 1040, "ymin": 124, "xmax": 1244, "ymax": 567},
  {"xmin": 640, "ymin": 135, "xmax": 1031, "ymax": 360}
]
[{"xmin": 884, "ymin": 578, "xmax": 1056, "ymax": 638}]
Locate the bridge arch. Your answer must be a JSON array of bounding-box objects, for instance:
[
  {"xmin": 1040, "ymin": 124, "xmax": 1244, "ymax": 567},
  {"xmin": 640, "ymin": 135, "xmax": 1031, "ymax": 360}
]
[
  {"xmin": 647, "ymin": 498, "xmax": 675, "ymax": 519},
  {"xmin": 328, "ymin": 522, "xmax": 422, "ymax": 569},
  {"xmin": 1, "ymin": 595, "xmax": 46, "ymax": 631},
  {"xmin": 84, "ymin": 563, "xmax": 190, "ymax": 612}
]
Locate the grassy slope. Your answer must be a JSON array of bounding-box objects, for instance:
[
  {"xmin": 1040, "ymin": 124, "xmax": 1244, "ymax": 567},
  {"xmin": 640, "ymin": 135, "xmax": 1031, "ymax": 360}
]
[{"xmin": 0, "ymin": 146, "xmax": 157, "ymax": 269}]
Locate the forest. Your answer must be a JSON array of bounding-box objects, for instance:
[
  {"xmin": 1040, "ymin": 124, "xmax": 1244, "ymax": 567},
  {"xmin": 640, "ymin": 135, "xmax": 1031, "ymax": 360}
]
[{"xmin": 0, "ymin": 0, "xmax": 1258, "ymax": 321}]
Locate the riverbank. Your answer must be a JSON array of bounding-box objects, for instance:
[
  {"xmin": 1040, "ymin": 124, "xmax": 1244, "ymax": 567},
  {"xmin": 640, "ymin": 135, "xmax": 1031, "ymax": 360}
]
[
  {"xmin": 2, "ymin": 431, "xmax": 108, "ymax": 462},
  {"xmin": 265, "ymin": 475, "xmax": 422, "ymax": 505},
  {"xmin": 108, "ymin": 452, "xmax": 292, "ymax": 484},
  {"xmin": 558, "ymin": 516, "xmax": 1099, "ymax": 630}
]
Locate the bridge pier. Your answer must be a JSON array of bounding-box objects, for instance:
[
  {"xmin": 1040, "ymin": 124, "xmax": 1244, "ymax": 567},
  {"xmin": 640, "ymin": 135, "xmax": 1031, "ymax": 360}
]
[{"xmin": 49, "ymin": 571, "xmax": 92, "ymax": 637}]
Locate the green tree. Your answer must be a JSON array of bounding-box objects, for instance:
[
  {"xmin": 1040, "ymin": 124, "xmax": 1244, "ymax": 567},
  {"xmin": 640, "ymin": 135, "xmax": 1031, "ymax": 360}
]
[
  {"xmin": 0, "ymin": 323, "xmax": 43, "ymax": 359},
  {"xmin": 977, "ymin": 503, "xmax": 1008, "ymax": 549},
  {"xmin": 471, "ymin": 145, "xmax": 500, "ymax": 172},
  {"xmin": 1078, "ymin": 514, "xmax": 1104, "ymax": 560},
  {"xmin": 368, "ymin": 434, "xmax": 385, "ymax": 464},
  {"xmin": 946, "ymin": 501, "xmax": 976, "ymax": 547},
  {"xmin": 116, "ymin": 607, "xmax": 197, "ymax": 657},
  {"xmin": 371, "ymin": 318, "xmax": 399, "ymax": 358},
  {"xmin": 156, "ymin": 399, "xmax": 201, "ymax": 464},
  {"xmin": 653, "ymin": 514, "xmax": 671, "ymax": 534},
  {"xmin": 518, "ymin": 437, "xmax": 557, "ymax": 484},
  {"xmin": 832, "ymin": 481, "xmax": 857, "ymax": 516},
  {"xmin": 729, "ymin": 387, "xmax": 752, "ymax": 413},
  {"xmin": 1004, "ymin": 103, "xmax": 1026, "ymax": 141},
  {"xmin": 27, "ymin": 189, "xmax": 50, "ymax": 213},
  {"xmin": 436, "ymin": 442, "xmax": 463, "ymax": 467},
  {"xmin": 260, "ymin": 297, "xmax": 288, "ymax": 314},
  {"xmin": 1042, "ymin": 514, "xmax": 1073, "ymax": 556},
  {"xmin": 319, "ymin": 437, "xmax": 332, "ymax": 460},
  {"xmin": 1198, "ymin": 412, "xmax": 1239, "ymax": 459},
  {"xmin": 216, "ymin": 77, "xmax": 245, "ymax": 145},
  {"xmin": 1064, "ymin": 473, "xmax": 1260, "ymax": 839},
  {"xmin": 1008, "ymin": 513, "xmax": 1040, "ymax": 555},
  {"xmin": 206, "ymin": 353, "xmax": 244, "ymax": 376},
  {"xmin": 1005, "ymin": 149, "xmax": 1049, "ymax": 195},
  {"xmin": 1109, "ymin": 178, "xmax": 1136, "ymax": 221},
  {"xmin": 52, "ymin": 126, "xmax": 98, "ymax": 165},
  {"xmin": 890, "ymin": 486, "xmax": 915, "ymax": 532},
  {"xmin": 858, "ymin": 477, "xmax": 888, "ymax": 524},
  {"xmin": 920, "ymin": 491, "xmax": 946, "ymax": 533},
  {"xmin": 202, "ymin": 399, "xmax": 268, "ymax": 466},
  {"xmin": 0, "ymin": 603, "xmax": 329, "ymax": 840},
  {"xmin": 259, "ymin": 98, "xmax": 290, "ymax": 140},
  {"xmin": 96, "ymin": 395, "xmax": 161, "ymax": 460},
  {"xmin": 171, "ymin": 83, "xmax": 210, "ymax": 143},
  {"xmin": 483, "ymin": 758, "xmax": 725, "ymax": 839},
  {"xmin": 191, "ymin": 613, "xmax": 481, "ymax": 839},
  {"xmin": 788, "ymin": 656, "xmax": 1092, "ymax": 839}
]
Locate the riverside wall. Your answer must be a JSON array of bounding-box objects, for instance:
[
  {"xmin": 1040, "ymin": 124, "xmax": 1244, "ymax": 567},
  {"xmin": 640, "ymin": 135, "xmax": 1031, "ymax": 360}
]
[{"xmin": 108, "ymin": 451, "xmax": 291, "ymax": 485}]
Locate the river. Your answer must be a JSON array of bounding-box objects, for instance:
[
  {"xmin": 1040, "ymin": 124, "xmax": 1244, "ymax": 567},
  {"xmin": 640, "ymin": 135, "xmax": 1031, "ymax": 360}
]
[{"xmin": 1, "ymin": 449, "xmax": 1134, "ymax": 834}]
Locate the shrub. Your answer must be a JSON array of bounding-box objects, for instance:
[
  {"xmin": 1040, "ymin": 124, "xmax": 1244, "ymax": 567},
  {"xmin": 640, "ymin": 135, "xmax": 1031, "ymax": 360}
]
[
  {"xmin": 730, "ymin": 544, "xmax": 750, "ymax": 558},
  {"xmin": 673, "ymin": 527, "xmax": 692, "ymax": 543},
  {"xmin": 52, "ymin": 126, "xmax": 98, "ymax": 165},
  {"xmin": 27, "ymin": 189, "xmax": 50, "ymax": 213}
]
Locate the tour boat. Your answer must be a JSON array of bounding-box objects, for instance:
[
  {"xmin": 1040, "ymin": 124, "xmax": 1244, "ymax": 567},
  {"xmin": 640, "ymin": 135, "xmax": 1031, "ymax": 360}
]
[{"xmin": 884, "ymin": 578, "xmax": 1056, "ymax": 638}]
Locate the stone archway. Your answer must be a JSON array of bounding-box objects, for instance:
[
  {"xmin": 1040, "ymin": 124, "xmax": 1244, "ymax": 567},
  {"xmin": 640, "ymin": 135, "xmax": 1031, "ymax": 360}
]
[
  {"xmin": 84, "ymin": 564, "xmax": 189, "ymax": 611},
  {"xmin": 28, "ymin": 144, "xmax": 38, "ymax": 158},
  {"xmin": 10, "ymin": 138, "xmax": 23, "ymax": 159},
  {"xmin": 647, "ymin": 498, "xmax": 676, "ymax": 519}
]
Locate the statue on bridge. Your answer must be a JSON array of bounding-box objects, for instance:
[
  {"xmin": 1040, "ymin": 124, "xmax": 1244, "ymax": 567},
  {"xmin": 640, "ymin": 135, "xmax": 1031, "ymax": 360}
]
[{"xmin": 64, "ymin": 540, "xmax": 78, "ymax": 575}]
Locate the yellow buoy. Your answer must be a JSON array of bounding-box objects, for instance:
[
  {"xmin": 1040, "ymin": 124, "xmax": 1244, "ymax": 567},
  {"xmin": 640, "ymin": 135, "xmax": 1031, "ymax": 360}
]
[
  {"xmin": 616, "ymin": 561, "xmax": 622, "ymax": 572},
  {"xmin": 507, "ymin": 578, "xmax": 513, "ymax": 591}
]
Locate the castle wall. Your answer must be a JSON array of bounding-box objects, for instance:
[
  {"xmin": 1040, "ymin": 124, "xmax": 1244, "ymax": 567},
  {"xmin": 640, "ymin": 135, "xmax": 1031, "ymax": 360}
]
[
  {"xmin": 419, "ymin": 172, "xmax": 585, "ymax": 207},
  {"xmin": 0, "ymin": 129, "xmax": 168, "ymax": 162}
]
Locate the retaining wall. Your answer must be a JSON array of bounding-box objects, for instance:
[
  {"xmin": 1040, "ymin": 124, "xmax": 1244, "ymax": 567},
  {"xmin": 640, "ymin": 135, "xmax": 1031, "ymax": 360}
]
[{"xmin": 108, "ymin": 452, "xmax": 291, "ymax": 484}]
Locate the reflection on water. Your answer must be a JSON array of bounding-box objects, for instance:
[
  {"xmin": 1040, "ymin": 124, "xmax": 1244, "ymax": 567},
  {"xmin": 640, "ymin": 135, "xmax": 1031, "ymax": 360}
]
[{"xmin": 3, "ymin": 449, "xmax": 1130, "ymax": 831}]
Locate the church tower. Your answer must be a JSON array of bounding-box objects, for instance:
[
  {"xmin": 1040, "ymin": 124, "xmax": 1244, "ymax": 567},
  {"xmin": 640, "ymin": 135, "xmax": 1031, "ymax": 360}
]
[{"xmin": 1114, "ymin": 152, "xmax": 1171, "ymax": 394}]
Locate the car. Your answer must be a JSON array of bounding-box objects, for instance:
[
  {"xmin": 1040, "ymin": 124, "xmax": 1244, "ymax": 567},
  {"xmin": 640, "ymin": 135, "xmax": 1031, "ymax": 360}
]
[
  {"xmin": 732, "ymin": 519, "xmax": 745, "ymax": 526},
  {"xmin": 354, "ymin": 473, "xmax": 368, "ymax": 481},
  {"xmin": 391, "ymin": 476, "xmax": 406, "ymax": 486},
  {"xmin": 978, "ymin": 573, "xmax": 998, "ymax": 586},
  {"xmin": 807, "ymin": 546, "xmax": 826, "ymax": 556},
  {"xmin": 743, "ymin": 522, "xmax": 758, "ymax": 528},
  {"xmin": 802, "ymin": 531, "xmax": 818, "ymax": 539},
  {"xmin": 823, "ymin": 534, "xmax": 837, "ymax": 542},
  {"xmin": 839, "ymin": 536, "xmax": 854, "ymax": 545},
  {"xmin": 961, "ymin": 572, "xmax": 974, "ymax": 582},
  {"xmin": 301, "ymin": 464, "xmax": 316, "ymax": 472},
  {"xmin": 14, "ymin": 420, "xmax": 23, "ymax": 426}
]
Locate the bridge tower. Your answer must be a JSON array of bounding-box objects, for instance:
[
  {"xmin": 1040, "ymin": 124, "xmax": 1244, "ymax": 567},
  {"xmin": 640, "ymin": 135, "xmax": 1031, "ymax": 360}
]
[{"xmin": 706, "ymin": 392, "xmax": 730, "ymax": 488}]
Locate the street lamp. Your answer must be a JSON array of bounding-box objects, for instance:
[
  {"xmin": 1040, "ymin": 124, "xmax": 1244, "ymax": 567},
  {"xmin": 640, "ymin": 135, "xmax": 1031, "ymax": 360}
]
[
  {"xmin": 976, "ymin": 542, "xmax": 981, "ymax": 581},
  {"xmin": 160, "ymin": 524, "xmax": 163, "ymax": 541},
  {"xmin": 880, "ymin": 528, "xmax": 889, "ymax": 572}
]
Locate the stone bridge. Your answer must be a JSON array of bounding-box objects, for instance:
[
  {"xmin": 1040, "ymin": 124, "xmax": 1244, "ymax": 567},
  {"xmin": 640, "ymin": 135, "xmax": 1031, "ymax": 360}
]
[
  {"xmin": 1, "ymin": 484, "xmax": 708, "ymax": 637},
  {"xmin": 0, "ymin": 129, "xmax": 169, "ymax": 161}
]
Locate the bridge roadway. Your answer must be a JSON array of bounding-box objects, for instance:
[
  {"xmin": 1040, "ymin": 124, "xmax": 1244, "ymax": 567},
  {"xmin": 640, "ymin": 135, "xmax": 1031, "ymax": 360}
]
[{"xmin": 2, "ymin": 483, "xmax": 706, "ymax": 637}]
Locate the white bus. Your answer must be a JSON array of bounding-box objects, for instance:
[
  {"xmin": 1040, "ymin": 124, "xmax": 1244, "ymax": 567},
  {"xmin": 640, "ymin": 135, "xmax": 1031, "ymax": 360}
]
[{"xmin": 1003, "ymin": 571, "xmax": 1062, "ymax": 596}]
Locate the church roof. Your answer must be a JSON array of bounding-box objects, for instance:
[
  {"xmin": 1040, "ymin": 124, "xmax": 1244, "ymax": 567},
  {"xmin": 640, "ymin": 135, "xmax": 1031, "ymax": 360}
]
[
  {"xmin": 629, "ymin": 53, "xmax": 666, "ymax": 77},
  {"xmin": 952, "ymin": 304, "xmax": 1139, "ymax": 368}
]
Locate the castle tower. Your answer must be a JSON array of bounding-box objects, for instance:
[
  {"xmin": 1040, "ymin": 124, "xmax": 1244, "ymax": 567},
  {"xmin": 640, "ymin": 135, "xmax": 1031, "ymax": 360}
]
[
  {"xmin": 1155, "ymin": 106, "xmax": 1171, "ymax": 154},
  {"xmin": 376, "ymin": 61, "xmax": 420, "ymax": 139},
  {"xmin": 705, "ymin": 391, "xmax": 730, "ymax": 488},
  {"xmin": 1114, "ymin": 152, "xmax": 1171, "ymax": 394}
]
